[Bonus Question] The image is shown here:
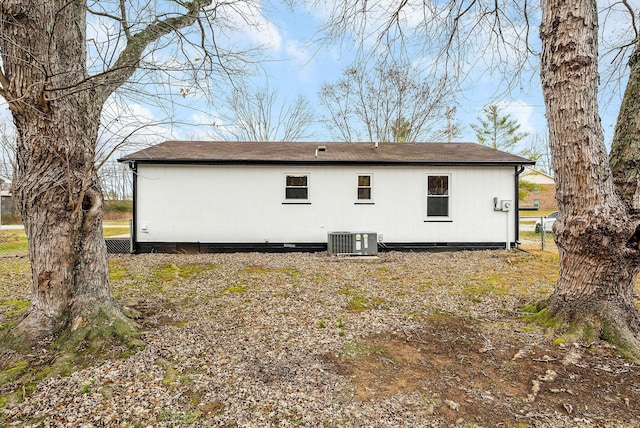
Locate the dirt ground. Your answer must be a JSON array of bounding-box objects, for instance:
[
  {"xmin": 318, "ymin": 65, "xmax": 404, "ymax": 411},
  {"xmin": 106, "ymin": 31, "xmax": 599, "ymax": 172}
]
[{"xmin": 325, "ymin": 317, "xmax": 639, "ymax": 427}]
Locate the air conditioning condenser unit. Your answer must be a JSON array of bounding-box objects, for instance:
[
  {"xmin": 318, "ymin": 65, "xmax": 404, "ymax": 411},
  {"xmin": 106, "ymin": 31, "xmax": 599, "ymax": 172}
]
[{"xmin": 327, "ymin": 232, "xmax": 378, "ymax": 256}]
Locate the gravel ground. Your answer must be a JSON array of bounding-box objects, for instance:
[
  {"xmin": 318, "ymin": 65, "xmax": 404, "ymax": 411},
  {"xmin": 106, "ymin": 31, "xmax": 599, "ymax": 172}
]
[{"xmin": 1, "ymin": 251, "xmax": 639, "ymax": 427}]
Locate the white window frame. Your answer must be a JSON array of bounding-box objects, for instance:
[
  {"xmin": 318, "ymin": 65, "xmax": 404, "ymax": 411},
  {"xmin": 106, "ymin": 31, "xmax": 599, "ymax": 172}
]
[
  {"xmin": 283, "ymin": 173, "xmax": 310, "ymax": 203},
  {"xmin": 426, "ymin": 173, "xmax": 451, "ymax": 220},
  {"xmin": 355, "ymin": 173, "xmax": 374, "ymax": 203}
]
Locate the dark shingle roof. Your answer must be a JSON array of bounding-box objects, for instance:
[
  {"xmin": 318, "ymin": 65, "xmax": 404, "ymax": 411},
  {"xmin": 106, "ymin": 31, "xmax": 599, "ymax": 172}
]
[{"xmin": 118, "ymin": 141, "xmax": 534, "ymax": 166}]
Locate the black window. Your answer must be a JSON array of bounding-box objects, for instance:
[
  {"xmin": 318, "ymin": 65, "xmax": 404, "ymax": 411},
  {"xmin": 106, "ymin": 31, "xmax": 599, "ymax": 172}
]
[
  {"xmin": 285, "ymin": 174, "xmax": 308, "ymax": 200},
  {"xmin": 427, "ymin": 175, "xmax": 449, "ymax": 217},
  {"xmin": 357, "ymin": 174, "xmax": 372, "ymax": 200}
]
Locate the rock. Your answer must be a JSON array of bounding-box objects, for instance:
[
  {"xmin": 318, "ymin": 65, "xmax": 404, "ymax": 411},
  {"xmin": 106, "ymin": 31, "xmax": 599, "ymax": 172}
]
[
  {"xmin": 444, "ymin": 399, "xmax": 460, "ymax": 411},
  {"xmin": 538, "ymin": 369, "xmax": 557, "ymax": 382},
  {"xmin": 562, "ymin": 350, "xmax": 582, "ymax": 366}
]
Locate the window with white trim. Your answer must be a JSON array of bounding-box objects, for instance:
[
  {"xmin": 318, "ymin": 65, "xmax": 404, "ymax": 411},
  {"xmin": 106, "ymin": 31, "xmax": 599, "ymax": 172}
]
[
  {"xmin": 285, "ymin": 174, "xmax": 309, "ymax": 201},
  {"xmin": 427, "ymin": 174, "xmax": 450, "ymax": 218},
  {"xmin": 356, "ymin": 174, "xmax": 373, "ymax": 201}
]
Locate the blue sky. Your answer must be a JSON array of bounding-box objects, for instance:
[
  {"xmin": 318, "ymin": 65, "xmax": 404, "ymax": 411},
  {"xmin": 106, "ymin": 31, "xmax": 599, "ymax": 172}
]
[
  {"xmin": 0, "ymin": 0, "xmax": 634, "ymax": 167},
  {"xmin": 156, "ymin": 1, "xmax": 629, "ymax": 150},
  {"xmin": 159, "ymin": 3, "xmax": 547, "ymax": 144}
]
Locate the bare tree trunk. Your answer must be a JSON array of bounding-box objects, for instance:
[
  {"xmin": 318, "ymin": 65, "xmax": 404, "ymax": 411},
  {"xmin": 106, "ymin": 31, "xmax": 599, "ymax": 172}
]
[
  {"xmin": 0, "ymin": 0, "xmax": 215, "ymax": 345},
  {"xmin": 0, "ymin": 1, "xmax": 125, "ymax": 345},
  {"xmin": 11, "ymin": 102, "xmax": 124, "ymax": 343},
  {"xmin": 540, "ymin": 0, "xmax": 640, "ymax": 354},
  {"xmin": 611, "ymin": 44, "xmax": 640, "ymax": 209}
]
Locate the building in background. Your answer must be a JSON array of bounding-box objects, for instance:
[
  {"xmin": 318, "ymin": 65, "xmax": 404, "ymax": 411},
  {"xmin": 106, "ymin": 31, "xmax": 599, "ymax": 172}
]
[{"xmin": 519, "ymin": 167, "xmax": 557, "ymax": 211}]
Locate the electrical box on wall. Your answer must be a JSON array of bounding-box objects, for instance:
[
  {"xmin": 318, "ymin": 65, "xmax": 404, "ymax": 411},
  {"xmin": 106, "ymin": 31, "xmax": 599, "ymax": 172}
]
[{"xmin": 501, "ymin": 200, "xmax": 512, "ymax": 211}]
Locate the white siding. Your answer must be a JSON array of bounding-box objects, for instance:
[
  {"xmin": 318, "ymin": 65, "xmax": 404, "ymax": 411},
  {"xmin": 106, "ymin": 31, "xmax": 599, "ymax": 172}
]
[{"xmin": 134, "ymin": 164, "xmax": 518, "ymax": 244}]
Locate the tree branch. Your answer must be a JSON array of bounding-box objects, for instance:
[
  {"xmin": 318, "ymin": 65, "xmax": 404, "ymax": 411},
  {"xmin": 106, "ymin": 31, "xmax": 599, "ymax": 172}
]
[{"xmin": 93, "ymin": 0, "xmax": 213, "ymax": 101}]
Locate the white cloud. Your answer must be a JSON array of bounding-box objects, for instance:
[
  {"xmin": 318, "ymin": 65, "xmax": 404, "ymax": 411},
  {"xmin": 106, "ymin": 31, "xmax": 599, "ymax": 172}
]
[
  {"xmin": 211, "ymin": 1, "xmax": 283, "ymax": 51},
  {"xmin": 497, "ymin": 100, "xmax": 536, "ymax": 136},
  {"xmin": 286, "ymin": 40, "xmax": 312, "ymax": 65},
  {"xmin": 248, "ymin": 19, "xmax": 283, "ymax": 51}
]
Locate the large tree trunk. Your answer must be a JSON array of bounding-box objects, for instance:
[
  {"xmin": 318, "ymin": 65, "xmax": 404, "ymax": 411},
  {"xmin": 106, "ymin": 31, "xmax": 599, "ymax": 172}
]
[
  {"xmin": 0, "ymin": 0, "xmax": 215, "ymax": 346},
  {"xmin": 540, "ymin": 0, "xmax": 640, "ymax": 354},
  {"xmin": 11, "ymin": 100, "xmax": 124, "ymax": 343},
  {"xmin": 0, "ymin": 1, "xmax": 125, "ymax": 345},
  {"xmin": 610, "ymin": 44, "xmax": 640, "ymax": 210}
]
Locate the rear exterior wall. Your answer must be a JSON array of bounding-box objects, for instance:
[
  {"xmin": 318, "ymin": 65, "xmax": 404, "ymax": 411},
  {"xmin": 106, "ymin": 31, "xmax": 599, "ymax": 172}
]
[{"xmin": 134, "ymin": 164, "xmax": 517, "ymax": 246}]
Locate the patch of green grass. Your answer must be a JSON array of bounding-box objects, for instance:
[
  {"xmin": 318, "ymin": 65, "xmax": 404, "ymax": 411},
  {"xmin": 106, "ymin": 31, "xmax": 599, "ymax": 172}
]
[
  {"xmin": 276, "ymin": 267, "xmax": 300, "ymax": 276},
  {"xmin": 520, "ymin": 302, "xmax": 563, "ymax": 330},
  {"xmin": 0, "ymin": 299, "xmax": 30, "ymax": 316},
  {"xmin": 108, "ymin": 260, "xmax": 130, "ymax": 281},
  {"xmin": 346, "ymin": 295, "xmax": 386, "ymax": 312},
  {"xmin": 552, "ymin": 337, "xmax": 566, "ymax": 346},
  {"xmin": 151, "ymin": 263, "xmax": 217, "ymax": 283},
  {"xmin": 376, "ymin": 266, "xmax": 390, "ymax": 281},
  {"xmin": 173, "ymin": 320, "xmax": 190, "ymax": 328},
  {"xmin": 242, "ymin": 265, "xmax": 270, "ymax": 274},
  {"xmin": 223, "ymin": 281, "xmax": 249, "ymax": 294},
  {"xmin": 103, "ymin": 227, "xmax": 129, "ymax": 237},
  {"xmin": 0, "ymin": 230, "xmax": 28, "ymax": 254},
  {"xmin": 339, "ymin": 286, "xmax": 358, "ymax": 297},
  {"xmin": 0, "ymin": 300, "xmax": 30, "ymax": 332},
  {"xmin": 344, "ymin": 340, "xmax": 387, "ymax": 359},
  {"xmin": 463, "ymin": 279, "xmax": 511, "ymax": 302},
  {"xmin": 163, "ymin": 367, "xmax": 180, "ymax": 385},
  {"xmin": 339, "ymin": 286, "xmax": 387, "ymax": 312},
  {"xmin": 179, "ymin": 410, "xmax": 202, "ymax": 424},
  {"xmin": 0, "ymin": 361, "xmax": 29, "ymax": 386}
]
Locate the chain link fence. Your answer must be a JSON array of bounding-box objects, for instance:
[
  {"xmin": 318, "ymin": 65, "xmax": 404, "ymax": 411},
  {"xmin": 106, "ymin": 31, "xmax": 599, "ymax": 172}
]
[
  {"xmin": 0, "ymin": 227, "xmax": 28, "ymax": 256},
  {"xmin": 518, "ymin": 215, "xmax": 558, "ymax": 251}
]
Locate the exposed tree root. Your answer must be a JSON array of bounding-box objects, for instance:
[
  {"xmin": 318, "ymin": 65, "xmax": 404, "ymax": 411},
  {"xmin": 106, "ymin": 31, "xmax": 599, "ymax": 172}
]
[
  {"xmin": 523, "ymin": 299, "xmax": 640, "ymax": 360},
  {"xmin": 2, "ymin": 301, "xmax": 144, "ymax": 369},
  {"xmin": 0, "ymin": 301, "xmax": 145, "ymax": 407}
]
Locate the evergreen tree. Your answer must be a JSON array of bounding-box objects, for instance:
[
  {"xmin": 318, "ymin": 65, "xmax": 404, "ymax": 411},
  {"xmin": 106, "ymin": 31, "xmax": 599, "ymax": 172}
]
[{"xmin": 471, "ymin": 104, "xmax": 529, "ymax": 153}]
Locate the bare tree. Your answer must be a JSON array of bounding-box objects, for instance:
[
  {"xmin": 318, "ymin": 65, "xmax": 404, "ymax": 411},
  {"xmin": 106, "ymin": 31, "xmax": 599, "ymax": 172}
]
[
  {"xmin": 0, "ymin": 0, "xmax": 268, "ymax": 345},
  {"xmin": 98, "ymin": 160, "xmax": 133, "ymax": 200},
  {"xmin": 319, "ymin": 58, "xmax": 457, "ymax": 142},
  {"xmin": 212, "ymin": 83, "xmax": 314, "ymax": 141},
  {"xmin": 521, "ymin": 133, "xmax": 552, "ymax": 175},
  {"xmin": 319, "ymin": 1, "xmax": 538, "ymax": 96},
  {"xmin": 323, "ymin": 0, "xmax": 640, "ymax": 356}
]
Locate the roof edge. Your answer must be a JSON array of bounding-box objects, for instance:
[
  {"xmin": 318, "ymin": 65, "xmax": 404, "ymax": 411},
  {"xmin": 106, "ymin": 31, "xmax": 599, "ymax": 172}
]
[{"xmin": 118, "ymin": 158, "xmax": 536, "ymax": 167}]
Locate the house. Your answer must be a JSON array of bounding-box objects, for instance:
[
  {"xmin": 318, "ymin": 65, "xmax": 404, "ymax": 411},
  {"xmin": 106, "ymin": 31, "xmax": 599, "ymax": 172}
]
[
  {"xmin": 0, "ymin": 174, "xmax": 10, "ymax": 195},
  {"xmin": 118, "ymin": 141, "xmax": 534, "ymax": 253},
  {"xmin": 520, "ymin": 166, "xmax": 554, "ymax": 185},
  {"xmin": 519, "ymin": 167, "xmax": 557, "ymax": 211},
  {"xmin": 0, "ymin": 175, "xmax": 15, "ymax": 224}
]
